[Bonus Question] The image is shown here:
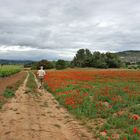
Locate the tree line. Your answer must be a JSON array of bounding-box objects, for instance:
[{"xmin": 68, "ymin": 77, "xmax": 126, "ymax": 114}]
[
  {"xmin": 71, "ymin": 49, "xmax": 123, "ymax": 68},
  {"xmin": 30, "ymin": 49, "xmax": 123, "ymax": 70},
  {"xmin": 30, "ymin": 59, "xmax": 70, "ymax": 70}
]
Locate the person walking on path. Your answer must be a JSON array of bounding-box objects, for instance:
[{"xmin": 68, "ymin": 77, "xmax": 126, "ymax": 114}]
[{"xmin": 37, "ymin": 66, "xmax": 46, "ymax": 89}]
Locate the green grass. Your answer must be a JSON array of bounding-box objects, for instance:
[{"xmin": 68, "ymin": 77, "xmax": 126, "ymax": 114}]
[
  {"xmin": 26, "ymin": 71, "xmax": 37, "ymax": 91},
  {"xmin": 129, "ymin": 105, "xmax": 140, "ymax": 115},
  {"xmin": 0, "ymin": 65, "xmax": 23, "ymax": 77},
  {"xmin": 26, "ymin": 71, "xmax": 41, "ymax": 97},
  {"xmin": 3, "ymin": 77, "xmax": 25, "ymax": 99},
  {"xmin": 3, "ymin": 88, "xmax": 15, "ymax": 98}
]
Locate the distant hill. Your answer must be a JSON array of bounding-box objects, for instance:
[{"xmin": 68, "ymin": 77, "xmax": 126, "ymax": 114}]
[
  {"xmin": 1, "ymin": 50, "xmax": 140, "ymax": 65},
  {"xmin": 115, "ymin": 50, "xmax": 140, "ymax": 63},
  {"xmin": 0, "ymin": 59, "xmax": 35, "ymax": 65}
]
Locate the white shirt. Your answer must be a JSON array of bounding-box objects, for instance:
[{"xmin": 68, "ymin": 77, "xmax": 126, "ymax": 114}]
[{"xmin": 37, "ymin": 69, "xmax": 46, "ymax": 77}]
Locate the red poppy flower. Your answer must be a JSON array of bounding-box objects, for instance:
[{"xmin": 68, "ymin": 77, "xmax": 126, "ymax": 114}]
[
  {"xmin": 133, "ymin": 115, "xmax": 139, "ymax": 120},
  {"xmin": 133, "ymin": 127, "xmax": 137, "ymax": 134}
]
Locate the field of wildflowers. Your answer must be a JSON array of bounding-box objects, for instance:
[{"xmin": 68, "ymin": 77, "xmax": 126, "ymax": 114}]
[{"xmin": 45, "ymin": 69, "xmax": 140, "ymax": 140}]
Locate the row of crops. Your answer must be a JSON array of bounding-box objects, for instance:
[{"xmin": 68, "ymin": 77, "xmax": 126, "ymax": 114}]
[{"xmin": 0, "ymin": 65, "xmax": 23, "ymax": 77}]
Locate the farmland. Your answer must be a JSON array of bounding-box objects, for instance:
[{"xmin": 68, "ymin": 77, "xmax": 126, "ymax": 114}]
[
  {"xmin": 45, "ymin": 69, "xmax": 140, "ymax": 139},
  {"xmin": 1, "ymin": 66, "xmax": 140, "ymax": 139},
  {"xmin": 0, "ymin": 69, "xmax": 94, "ymax": 140},
  {"xmin": 0, "ymin": 65, "xmax": 23, "ymax": 77},
  {"xmin": 0, "ymin": 65, "xmax": 26, "ymax": 109}
]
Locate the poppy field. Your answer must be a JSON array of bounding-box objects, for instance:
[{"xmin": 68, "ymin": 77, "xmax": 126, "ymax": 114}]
[{"xmin": 45, "ymin": 69, "xmax": 140, "ymax": 140}]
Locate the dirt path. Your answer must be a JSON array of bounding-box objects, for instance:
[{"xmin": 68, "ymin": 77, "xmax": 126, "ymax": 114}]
[{"xmin": 0, "ymin": 72, "xmax": 95, "ymax": 140}]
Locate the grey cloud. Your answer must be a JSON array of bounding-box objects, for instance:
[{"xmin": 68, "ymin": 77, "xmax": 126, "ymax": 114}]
[{"xmin": 0, "ymin": 0, "xmax": 140, "ymax": 60}]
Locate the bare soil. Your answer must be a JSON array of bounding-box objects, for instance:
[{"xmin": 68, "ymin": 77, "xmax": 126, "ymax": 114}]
[
  {"xmin": 0, "ymin": 72, "xmax": 95, "ymax": 140},
  {"xmin": 0, "ymin": 72, "xmax": 26, "ymax": 94}
]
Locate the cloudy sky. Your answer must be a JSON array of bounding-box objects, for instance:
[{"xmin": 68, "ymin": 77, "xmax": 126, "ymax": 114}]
[{"xmin": 0, "ymin": 0, "xmax": 140, "ymax": 60}]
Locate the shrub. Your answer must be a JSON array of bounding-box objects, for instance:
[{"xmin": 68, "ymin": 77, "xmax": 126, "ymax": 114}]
[
  {"xmin": 56, "ymin": 60, "xmax": 66, "ymax": 70},
  {"xmin": 3, "ymin": 88, "xmax": 15, "ymax": 98}
]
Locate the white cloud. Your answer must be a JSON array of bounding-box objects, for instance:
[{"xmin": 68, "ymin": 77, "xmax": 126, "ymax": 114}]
[{"xmin": 0, "ymin": 45, "xmax": 36, "ymax": 52}]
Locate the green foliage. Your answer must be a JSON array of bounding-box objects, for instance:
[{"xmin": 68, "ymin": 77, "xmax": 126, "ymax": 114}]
[
  {"xmin": 56, "ymin": 59, "xmax": 66, "ymax": 70},
  {"xmin": 71, "ymin": 49, "xmax": 93, "ymax": 67},
  {"xmin": 31, "ymin": 59, "xmax": 54, "ymax": 70},
  {"xmin": 128, "ymin": 65, "xmax": 140, "ymax": 69},
  {"xmin": 106, "ymin": 52, "xmax": 122, "ymax": 68},
  {"xmin": 129, "ymin": 105, "xmax": 140, "ymax": 115},
  {"xmin": 3, "ymin": 80, "xmax": 23, "ymax": 99},
  {"xmin": 26, "ymin": 72, "xmax": 37, "ymax": 90},
  {"xmin": 0, "ymin": 65, "xmax": 22, "ymax": 77},
  {"xmin": 24, "ymin": 62, "xmax": 35, "ymax": 68},
  {"xmin": 3, "ymin": 88, "xmax": 15, "ymax": 98},
  {"xmin": 71, "ymin": 49, "xmax": 123, "ymax": 68}
]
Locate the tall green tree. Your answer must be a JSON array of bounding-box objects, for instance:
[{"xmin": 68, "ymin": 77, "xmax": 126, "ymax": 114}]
[
  {"xmin": 105, "ymin": 52, "xmax": 122, "ymax": 68},
  {"xmin": 84, "ymin": 49, "xmax": 93, "ymax": 67},
  {"xmin": 72, "ymin": 49, "xmax": 92, "ymax": 67},
  {"xmin": 32, "ymin": 60, "xmax": 54, "ymax": 69},
  {"xmin": 71, "ymin": 49, "xmax": 123, "ymax": 68},
  {"xmin": 56, "ymin": 60, "xmax": 66, "ymax": 70}
]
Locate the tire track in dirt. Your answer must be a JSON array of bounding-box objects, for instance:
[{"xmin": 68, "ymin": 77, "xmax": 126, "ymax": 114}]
[{"xmin": 0, "ymin": 72, "xmax": 95, "ymax": 140}]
